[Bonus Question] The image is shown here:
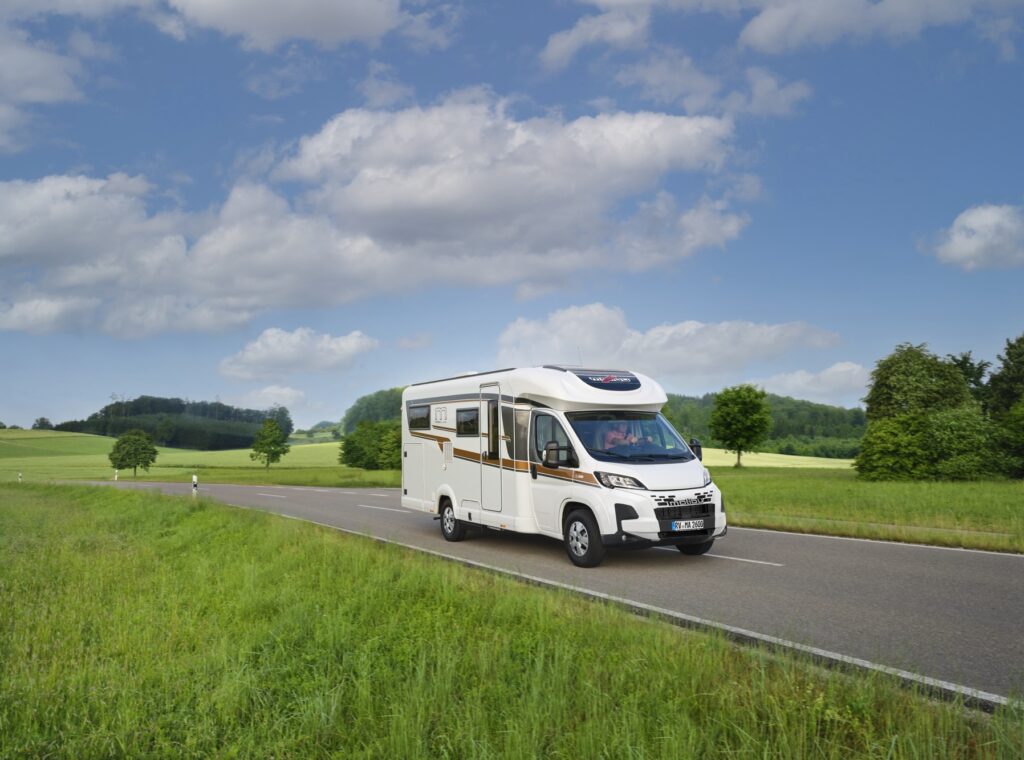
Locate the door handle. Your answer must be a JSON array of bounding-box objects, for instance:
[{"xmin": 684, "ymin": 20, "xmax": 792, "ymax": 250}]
[{"xmin": 530, "ymin": 463, "xmax": 537, "ymax": 479}]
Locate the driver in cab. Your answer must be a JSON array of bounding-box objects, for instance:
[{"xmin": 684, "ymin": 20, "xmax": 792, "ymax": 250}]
[{"xmin": 603, "ymin": 421, "xmax": 638, "ymax": 450}]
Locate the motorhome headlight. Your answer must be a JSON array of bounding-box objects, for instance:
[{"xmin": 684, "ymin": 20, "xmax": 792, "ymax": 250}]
[
  {"xmin": 595, "ymin": 472, "xmax": 647, "ymax": 489},
  {"xmin": 702, "ymin": 467, "xmax": 713, "ymax": 487}
]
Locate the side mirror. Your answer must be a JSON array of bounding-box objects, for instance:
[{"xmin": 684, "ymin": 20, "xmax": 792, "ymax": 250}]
[
  {"xmin": 543, "ymin": 441, "xmax": 560, "ymax": 468},
  {"xmin": 689, "ymin": 438, "xmax": 703, "ymax": 461}
]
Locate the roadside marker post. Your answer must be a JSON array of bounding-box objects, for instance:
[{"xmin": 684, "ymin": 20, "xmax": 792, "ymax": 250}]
[
  {"xmin": 192, "ymin": 474, "xmax": 198, "ymax": 497},
  {"xmin": 17, "ymin": 471, "xmax": 22, "ymax": 483},
  {"xmin": 114, "ymin": 469, "xmax": 118, "ymax": 481}
]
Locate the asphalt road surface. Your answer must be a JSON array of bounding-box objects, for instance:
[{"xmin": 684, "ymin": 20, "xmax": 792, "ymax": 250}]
[{"xmin": 98, "ymin": 481, "xmax": 1024, "ymax": 704}]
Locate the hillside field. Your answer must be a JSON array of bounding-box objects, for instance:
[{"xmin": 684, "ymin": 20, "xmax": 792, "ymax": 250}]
[
  {"xmin": 2, "ymin": 484, "xmax": 1019, "ymax": 758},
  {"xmin": 2, "ymin": 430, "xmax": 1021, "ymax": 551}
]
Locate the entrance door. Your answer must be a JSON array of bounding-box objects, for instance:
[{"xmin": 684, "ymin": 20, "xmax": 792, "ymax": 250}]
[
  {"xmin": 530, "ymin": 411, "xmax": 576, "ymax": 533},
  {"xmin": 479, "ymin": 383, "xmax": 502, "ymax": 512}
]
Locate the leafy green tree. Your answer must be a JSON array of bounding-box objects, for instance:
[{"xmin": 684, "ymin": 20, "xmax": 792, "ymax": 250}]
[
  {"xmin": 0, "ymin": 420, "xmax": 6, "ymax": 429},
  {"xmin": 864, "ymin": 344, "xmax": 970, "ymax": 420},
  {"xmin": 341, "ymin": 388, "xmax": 404, "ymax": 433},
  {"xmin": 339, "ymin": 420, "xmax": 401, "ymax": 470},
  {"xmin": 995, "ymin": 399, "xmax": 1024, "ymax": 478},
  {"xmin": 250, "ymin": 419, "xmax": 290, "ymax": 468},
  {"xmin": 31, "ymin": 417, "xmax": 53, "ymax": 430},
  {"xmin": 946, "ymin": 351, "xmax": 991, "ymax": 404},
  {"xmin": 857, "ymin": 344, "xmax": 995, "ymax": 480},
  {"xmin": 710, "ymin": 385, "xmax": 772, "ymax": 467},
  {"xmin": 986, "ymin": 333, "xmax": 1024, "ymax": 417},
  {"xmin": 109, "ymin": 429, "xmax": 158, "ymax": 478},
  {"xmin": 855, "ymin": 416, "xmax": 929, "ymax": 481},
  {"xmin": 266, "ymin": 405, "xmax": 294, "ymax": 438}
]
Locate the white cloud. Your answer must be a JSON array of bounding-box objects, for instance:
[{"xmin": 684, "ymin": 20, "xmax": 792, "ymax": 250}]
[
  {"xmin": 219, "ymin": 327, "xmax": 379, "ymax": 379},
  {"xmin": 933, "ymin": 203, "xmax": 1024, "ymax": 270},
  {"xmin": 751, "ymin": 361, "xmax": 870, "ymax": 406},
  {"xmin": 0, "ymin": 25, "xmax": 83, "ymax": 149},
  {"xmin": 724, "ymin": 67, "xmax": 811, "ymax": 116},
  {"xmin": 237, "ymin": 384, "xmax": 306, "ymax": 410},
  {"xmin": 496, "ymin": 303, "xmax": 838, "ymax": 387},
  {"xmin": 0, "ymin": 93, "xmax": 747, "ymax": 336},
  {"xmin": 0, "ymin": 295, "xmax": 99, "ymax": 332},
  {"xmin": 541, "ymin": 9, "xmax": 649, "ymax": 70},
  {"xmin": 615, "ymin": 48, "xmax": 722, "ymax": 112},
  {"xmin": 358, "ymin": 61, "xmax": 413, "ymax": 108},
  {"xmin": 245, "ymin": 50, "xmax": 322, "ymax": 99}
]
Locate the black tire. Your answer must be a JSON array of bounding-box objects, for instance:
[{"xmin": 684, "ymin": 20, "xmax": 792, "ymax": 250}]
[
  {"xmin": 440, "ymin": 500, "xmax": 466, "ymax": 542},
  {"xmin": 563, "ymin": 509, "xmax": 606, "ymax": 567},
  {"xmin": 677, "ymin": 539, "xmax": 714, "ymax": 556}
]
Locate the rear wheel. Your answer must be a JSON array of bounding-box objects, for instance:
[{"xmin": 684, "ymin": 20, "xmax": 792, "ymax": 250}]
[
  {"xmin": 440, "ymin": 500, "xmax": 466, "ymax": 542},
  {"xmin": 564, "ymin": 509, "xmax": 606, "ymax": 567},
  {"xmin": 677, "ymin": 539, "xmax": 714, "ymax": 556}
]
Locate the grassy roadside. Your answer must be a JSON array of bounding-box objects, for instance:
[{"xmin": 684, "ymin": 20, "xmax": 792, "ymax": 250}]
[
  {"xmin": 1, "ymin": 484, "xmax": 1020, "ymax": 758},
  {"xmin": 713, "ymin": 467, "xmax": 1024, "ymax": 553}
]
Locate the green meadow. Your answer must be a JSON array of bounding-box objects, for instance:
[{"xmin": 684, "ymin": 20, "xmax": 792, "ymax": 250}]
[
  {"xmin": 1, "ymin": 483, "xmax": 1020, "ymax": 758},
  {"xmin": 2, "ymin": 429, "xmax": 1021, "ymax": 551}
]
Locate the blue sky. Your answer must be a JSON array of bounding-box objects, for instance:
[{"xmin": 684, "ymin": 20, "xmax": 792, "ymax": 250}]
[{"xmin": 2, "ymin": 0, "xmax": 1023, "ymax": 429}]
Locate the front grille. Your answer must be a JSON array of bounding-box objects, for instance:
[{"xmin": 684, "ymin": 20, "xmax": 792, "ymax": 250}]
[{"xmin": 655, "ymin": 503, "xmax": 712, "ymax": 520}]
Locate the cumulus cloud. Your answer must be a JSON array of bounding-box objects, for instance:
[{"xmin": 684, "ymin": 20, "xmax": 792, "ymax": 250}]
[
  {"xmin": 358, "ymin": 61, "xmax": 413, "ymax": 108},
  {"xmin": 496, "ymin": 303, "xmax": 838, "ymax": 386},
  {"xmin": 932, "ymin": 203, "xmax": 1024, "ymax": 270},
  {"xmin": 237, "ymin": 384, "xmax": 306, "ymax": 409},
  {"xmin": 724, "ymin": 67, "xmax": 811, "ymax": 116},
  {"xmin": 751, "ymin": 361, "xmax": 870, "ymax": 406},
  {"xmin": 219, "ymin": 327, "xmax": 379, "ymax": 379},
  {"xmin": 0, "ymin": 92, "xmax": 747, "ymax": 335},
  {"xmin": 541, "ymin": 9, "xmax": 649, "ymax": 69},
  {"xmin": 0, "ymin": 25, "xmax": 83, "ymax": 150},
  {"xmin": 0, "ymin": 296, "xmax": 99, "ymax": 332}
]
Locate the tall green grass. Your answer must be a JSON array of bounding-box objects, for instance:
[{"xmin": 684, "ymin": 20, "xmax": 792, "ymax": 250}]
[
  {"xmin": 713, "ymin": 467, "xmax": 1024, "ymax": 552},
  {"xmin": 1, "ymin": 484, "xmax": 1021, "ymax": 758}
]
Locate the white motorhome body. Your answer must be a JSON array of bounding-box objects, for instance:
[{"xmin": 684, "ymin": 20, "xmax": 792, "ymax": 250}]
[{"xmin": 401, "ymin": 366, "xmax": 726, "ymax": 566}]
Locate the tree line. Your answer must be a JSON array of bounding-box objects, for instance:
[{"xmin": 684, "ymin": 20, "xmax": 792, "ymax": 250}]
[{"xmin": 54, "ymin": 395, "xmax": 294, "ymax": 451}]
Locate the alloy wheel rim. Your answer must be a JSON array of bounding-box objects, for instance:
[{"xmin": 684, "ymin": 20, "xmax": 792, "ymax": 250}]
[
  {"xmin": 443, "ymin": 507, "xmax": 454, "ymax": 534},
  {"xmin": 568, "ymin": 520, "xmax": 588, "ymax": 556}
]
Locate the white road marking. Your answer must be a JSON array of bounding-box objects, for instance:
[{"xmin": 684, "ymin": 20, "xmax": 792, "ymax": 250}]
[
  {"xmin": 367, "ymin": 493, "xmax": 391, "ymax": 497},
  {"xmin": 356, "ymin": 504, "xmax": 409, "ymax": 514},
  {"xmin": 257, "ymin": 493, "xmax": 287, "ymax": 498},
  {"xmin": 731, "ymin": 526, "xmax": 1024, "ymax": 558},
  {"xmin": 655, "ymin": 546, "xmax": 783, "ymax": 566}
]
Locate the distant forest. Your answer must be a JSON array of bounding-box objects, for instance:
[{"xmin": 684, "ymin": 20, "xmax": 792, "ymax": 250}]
[
  {"xmin": 341, "ymin": 387, "xmax": 865, "ymax": 459},
  {"xmin": 57, "ymin": 396, "xmax": 294, "ymax": 451}
]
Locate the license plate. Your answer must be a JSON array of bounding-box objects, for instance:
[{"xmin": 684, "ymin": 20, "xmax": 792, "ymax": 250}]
[{"xmin": 671, "ymin": 519, "xmax": 704, "ymax": 531}]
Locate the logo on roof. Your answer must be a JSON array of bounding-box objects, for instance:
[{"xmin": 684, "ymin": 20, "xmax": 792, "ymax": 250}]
[{"xmin": 571, "ymin": 370, "xmax": 641, "ymax": 391}]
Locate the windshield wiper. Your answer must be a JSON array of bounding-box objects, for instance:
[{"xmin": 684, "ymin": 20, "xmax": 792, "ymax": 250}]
[{"xmin": 643, "ymin": 453, "xmax": 691, "ymax": 460}]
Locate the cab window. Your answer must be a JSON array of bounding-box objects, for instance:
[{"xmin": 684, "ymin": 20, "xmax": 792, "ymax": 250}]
[{"xmin": 532, "ymin": 413, "xmax": 575, "ymax": 467}]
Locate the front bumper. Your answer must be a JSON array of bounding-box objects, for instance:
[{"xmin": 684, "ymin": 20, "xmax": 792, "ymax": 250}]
[{"xmin": 601, "ymin": 509, "xmax": 727, "ymax": 548}]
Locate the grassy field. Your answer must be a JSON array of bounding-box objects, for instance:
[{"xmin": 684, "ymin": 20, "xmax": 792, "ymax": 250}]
[
  {"xmin": 712, "ymin": 467, "xmax": 1024, "ymax": 553},
  {"xmin": 4, "ymin": 430, "xmax": 1022, "ymax": 551},
  {"xmin": 0, "ymin": 429, "xmax": 399, "ymax": 488},
  {"xmin": 1, "ymin": 484, "xmax": 1020, "ymax": 758}
]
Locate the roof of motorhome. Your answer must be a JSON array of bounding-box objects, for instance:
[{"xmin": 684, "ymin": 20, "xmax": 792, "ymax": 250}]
[{"xmin": 404, "ymin": 366, "xmax": 668, "ymax": 412}]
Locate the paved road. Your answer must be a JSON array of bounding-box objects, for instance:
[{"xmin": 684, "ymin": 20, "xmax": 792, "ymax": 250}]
[{"xmin": 100, "ymin": 481, "xmax": 1024, "ymax": 703}]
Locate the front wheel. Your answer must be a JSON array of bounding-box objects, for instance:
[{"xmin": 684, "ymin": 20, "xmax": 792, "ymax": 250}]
[
  {"xmin": 564, "ymin": 509, "xmax": 606, "ymax": 567},
  {"xmin": 440, "ymin": 500, "xmax": 466, "ymax": 542},
  {"xmin": 677, "ymin": 539, "xmax": 714, "ymax": 556}
]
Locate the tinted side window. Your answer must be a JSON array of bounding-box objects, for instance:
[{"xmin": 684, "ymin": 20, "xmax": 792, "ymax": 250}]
[
  {"xmin": 408, "ymin": 405, "xmax": 430, "ymax": 430},
  {"xmin": 532, "ymin": 414, "xmax": 573, "ymax": 466},
  {"xmin": 456, "ymin": 408, "xmax": 478, "ymax": 436}
]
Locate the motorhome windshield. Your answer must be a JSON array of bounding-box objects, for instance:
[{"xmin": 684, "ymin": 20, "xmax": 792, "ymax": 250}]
[{"xmin": 565, "ymin": 411, "xmax": 696, "ymax": 464}]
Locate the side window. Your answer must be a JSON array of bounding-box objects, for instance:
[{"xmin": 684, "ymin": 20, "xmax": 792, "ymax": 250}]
[
  {"xmin": 408, "ymin": 405, "xmax": 430, "ymax": 430},
  {"xmin": 456, "ymin": 408, "xmax": 478, "ymax": 436},
  {"xmin": 532, "ymin": 414, "xmax": 574, "ymax": 467}
]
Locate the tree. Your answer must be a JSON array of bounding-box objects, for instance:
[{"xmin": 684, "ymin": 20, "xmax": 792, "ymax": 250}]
[
  {"xmin": 863, "ymin": 344, "xmax": 970, "ymax": 421},
  {"xmin": 0, "ymin": 421, "xmax": 6, "ymax": 429},
  {"xmin": 946, "ymin": 351, "xmax": 991, "ymax": 405},
  {"xmin": 266, "ymin": 405, "xmax": 294, "ymax": 438},
  {"xmin": 109, "ymin": 429, "xmax": 158, "ymax": 478},
  {"xmin": 987, "ymin": 333, "xmax": 1024, "ymax": 417},
  {"xmin": 710, "ymin": 385, "xmax": 772, "ymax": 467},
  {"xmin": 250, "ymin": 419, "xmax": 290, "ymax": 469},
  {"xmin": 341, "ymin": 388, "xmax": 404, "ymax": 433},
  {"xmin": 32, "ymin": 417, "xmax": 54, "ymax": 430},
  {"xmin": 339, "ymin": 420, "xmax": 401, "ymax": 470},
  {"xmin": 857, "ymin": 344, "xmax": 994, "ymax": 481}
]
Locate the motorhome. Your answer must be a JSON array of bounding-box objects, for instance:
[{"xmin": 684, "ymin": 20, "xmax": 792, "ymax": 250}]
[{"xmin": 401, "ymin": 366, "xmax": 725, "ymax": 567}]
